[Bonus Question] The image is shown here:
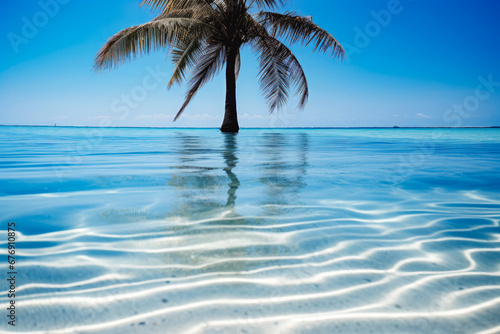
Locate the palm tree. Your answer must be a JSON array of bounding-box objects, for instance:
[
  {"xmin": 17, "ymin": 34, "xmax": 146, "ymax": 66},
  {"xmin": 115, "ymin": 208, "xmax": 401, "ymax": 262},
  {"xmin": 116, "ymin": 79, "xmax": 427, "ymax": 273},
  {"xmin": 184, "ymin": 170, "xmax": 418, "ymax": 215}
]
[{"xmin": 94, "ymin": 0, "xmax": 345, "ymax": 132}]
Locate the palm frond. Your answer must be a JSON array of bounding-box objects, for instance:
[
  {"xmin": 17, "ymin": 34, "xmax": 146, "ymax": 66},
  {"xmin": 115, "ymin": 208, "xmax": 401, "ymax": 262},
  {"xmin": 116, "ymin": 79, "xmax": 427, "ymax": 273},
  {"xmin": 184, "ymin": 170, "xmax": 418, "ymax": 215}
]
[
  {"xmin": 94, "ymin": 17, "xmax": 207, "ymax": 71},
  {"xmin": 252, "ymin": 37, "xmax": 290, "ymax": 112},
  {"xmin": 140, "ymin": 0, "xmax": 214, "ymax": 13},
  {"xmin": 168, "ymin": 39, "xmax": 203, "ymax": 89},
  {"xmin": 249, "ymin": 0, "xmax": 288, "ymax": 10},
  {"xmin": 174, "ymin": 44, "xmax": 226, "ymax": 121},
  {"xmin": 286, "ymin": 45, "xmax": 309, "ymax": 108},
  {"xmin": 248, "ymin": 13, "xmax": 309, "ymax": 112},
  {"xmin": 96, "ymin": 0, "xmax": 344, "ymax": 124},
  {"xmin": 257, "ymin": 11, "xmax": 345, "ymax": 59}
]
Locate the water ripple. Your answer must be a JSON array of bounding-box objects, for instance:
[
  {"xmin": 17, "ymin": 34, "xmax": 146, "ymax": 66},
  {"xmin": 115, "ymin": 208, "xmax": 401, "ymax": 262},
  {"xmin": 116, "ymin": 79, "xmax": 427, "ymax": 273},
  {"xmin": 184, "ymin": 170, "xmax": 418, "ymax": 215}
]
[{"xmin": 1, "ymin": 128, "xmax": 499, "ymax": 333}]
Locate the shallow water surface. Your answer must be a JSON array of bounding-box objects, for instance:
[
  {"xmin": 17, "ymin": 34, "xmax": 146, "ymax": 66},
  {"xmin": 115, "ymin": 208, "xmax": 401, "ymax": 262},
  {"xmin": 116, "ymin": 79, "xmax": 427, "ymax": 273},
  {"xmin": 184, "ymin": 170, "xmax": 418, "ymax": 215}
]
[{"xmin": 0, "ymin": 127, "xmax": 499, "ymax": 333}]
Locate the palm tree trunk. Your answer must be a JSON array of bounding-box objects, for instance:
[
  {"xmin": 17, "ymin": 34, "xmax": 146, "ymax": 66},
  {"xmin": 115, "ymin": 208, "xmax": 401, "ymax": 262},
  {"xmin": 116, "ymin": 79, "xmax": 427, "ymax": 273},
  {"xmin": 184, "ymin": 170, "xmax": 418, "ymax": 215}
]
[{"xmin": 220, "ymin": 47, "xmax": 239, "ymax": 133}]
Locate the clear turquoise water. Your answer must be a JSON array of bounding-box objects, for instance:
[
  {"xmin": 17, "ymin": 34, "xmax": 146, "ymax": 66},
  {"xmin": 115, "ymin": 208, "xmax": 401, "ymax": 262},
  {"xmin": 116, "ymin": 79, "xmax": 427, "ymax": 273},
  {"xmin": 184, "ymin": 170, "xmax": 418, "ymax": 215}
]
[{"xmin": 1, "ymin": 126, "xmax": 499, "ymax": 333}]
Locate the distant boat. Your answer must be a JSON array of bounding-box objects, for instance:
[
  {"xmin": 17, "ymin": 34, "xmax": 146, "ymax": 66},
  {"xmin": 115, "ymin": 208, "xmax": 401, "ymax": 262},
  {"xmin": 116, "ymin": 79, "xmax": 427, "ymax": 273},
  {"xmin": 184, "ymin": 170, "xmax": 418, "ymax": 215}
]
[{"xmin": 393, "ymin": 125, "xmax": 400, "ymax": 128}]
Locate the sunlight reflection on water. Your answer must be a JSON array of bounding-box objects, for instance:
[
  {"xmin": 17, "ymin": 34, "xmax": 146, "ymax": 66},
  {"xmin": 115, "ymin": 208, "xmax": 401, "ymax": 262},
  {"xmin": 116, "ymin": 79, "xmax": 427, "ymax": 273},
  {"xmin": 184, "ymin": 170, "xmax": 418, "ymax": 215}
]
[{"xmin": 0, "ymin": 127, "xmax": 499, "ymax": 333}]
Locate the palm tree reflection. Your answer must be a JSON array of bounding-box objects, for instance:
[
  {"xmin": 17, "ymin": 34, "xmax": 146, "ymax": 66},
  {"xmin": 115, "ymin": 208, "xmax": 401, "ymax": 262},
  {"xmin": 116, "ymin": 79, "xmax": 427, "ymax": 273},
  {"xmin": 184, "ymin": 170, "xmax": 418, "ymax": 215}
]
[
  {"xmin": 167, "ymin": 131, "xmax": 310, "ymax": 218},
  {"xmin": 163, "ymin": 131, "xmax": 311, "ymax": 275},
  {"xmin": 167, "ymin": 132, "xmax": 240, "ymax": 219},
  {"xmin": 258, "ymin": 132, "xmax": 309, "ymax": 215},
  {"xmin": 222, "ymin": 133, "xmax": 240, "ymax": 208}
]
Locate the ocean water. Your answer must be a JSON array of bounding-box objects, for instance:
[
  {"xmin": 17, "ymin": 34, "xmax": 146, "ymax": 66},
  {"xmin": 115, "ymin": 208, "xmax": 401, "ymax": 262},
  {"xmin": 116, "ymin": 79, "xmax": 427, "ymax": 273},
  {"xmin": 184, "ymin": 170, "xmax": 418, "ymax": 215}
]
[{"xmin": 0, "ymin": 126, "xmax": 499, "ymax": 334}]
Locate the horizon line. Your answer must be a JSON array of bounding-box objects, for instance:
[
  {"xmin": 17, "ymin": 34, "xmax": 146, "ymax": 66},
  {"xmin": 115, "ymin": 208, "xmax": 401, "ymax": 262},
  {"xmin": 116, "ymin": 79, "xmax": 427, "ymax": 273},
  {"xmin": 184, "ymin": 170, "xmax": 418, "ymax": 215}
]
[{"xmin": 1, "ymin": 125, "xmax": 500, "ymax": 130}]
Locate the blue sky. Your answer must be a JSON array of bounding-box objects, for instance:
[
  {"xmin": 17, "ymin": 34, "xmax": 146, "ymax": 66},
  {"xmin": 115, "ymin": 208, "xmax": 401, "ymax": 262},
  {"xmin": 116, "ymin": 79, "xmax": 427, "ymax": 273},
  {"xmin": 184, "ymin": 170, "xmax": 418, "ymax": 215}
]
[{"xmin": 1, "ymin": 0, "xmax": 499, "ymax": 128}]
